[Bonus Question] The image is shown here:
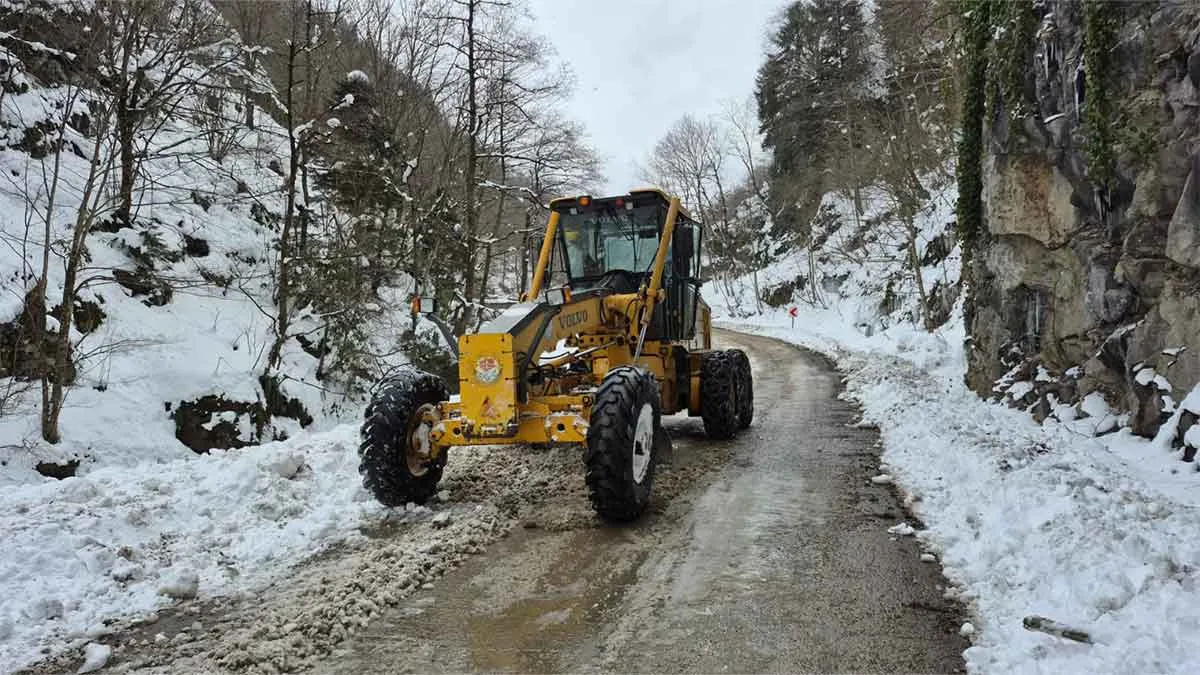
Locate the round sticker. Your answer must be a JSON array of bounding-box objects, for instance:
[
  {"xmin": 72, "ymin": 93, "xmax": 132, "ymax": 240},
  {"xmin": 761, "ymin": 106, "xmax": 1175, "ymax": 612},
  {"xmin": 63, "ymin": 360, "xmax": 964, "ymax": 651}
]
[{"xmin": 475, "ymin": 356, "xmax": 501, "ymax": 384}]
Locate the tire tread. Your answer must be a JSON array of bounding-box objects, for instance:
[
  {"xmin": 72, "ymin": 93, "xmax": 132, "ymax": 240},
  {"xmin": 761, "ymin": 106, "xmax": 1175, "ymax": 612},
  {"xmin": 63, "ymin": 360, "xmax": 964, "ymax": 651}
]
[
  {"xmin": 584, "ymin": 366, "xmax": 659, "ymax": 522},
  {"xmin": 358, "ymin": 369, "xmax": 448, "ymax": 507},
  {"xmin": 700, "ymin": 351, "xmax": 739, "ymax": 439}
]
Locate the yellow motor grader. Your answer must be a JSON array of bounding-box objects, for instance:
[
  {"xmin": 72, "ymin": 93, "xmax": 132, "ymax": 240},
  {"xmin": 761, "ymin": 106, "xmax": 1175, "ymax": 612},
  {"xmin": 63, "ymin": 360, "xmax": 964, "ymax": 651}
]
[{"xmin": 359, "ymin": 188, "xmax": 753, "ymax": 521}]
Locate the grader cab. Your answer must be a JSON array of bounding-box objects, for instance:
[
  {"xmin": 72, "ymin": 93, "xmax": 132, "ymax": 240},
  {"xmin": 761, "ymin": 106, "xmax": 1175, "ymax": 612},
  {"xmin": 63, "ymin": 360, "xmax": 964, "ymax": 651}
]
[{"xmin": 358, "ymin": 188, "xmax": 754, "ymax": 521}]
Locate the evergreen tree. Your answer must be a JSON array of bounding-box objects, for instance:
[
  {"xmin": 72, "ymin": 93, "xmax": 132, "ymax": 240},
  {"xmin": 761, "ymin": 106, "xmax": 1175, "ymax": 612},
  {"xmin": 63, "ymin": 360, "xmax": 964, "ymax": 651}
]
[{"xmin": 756, "ymin": 0, "xmax": 874, "ymax": 236}]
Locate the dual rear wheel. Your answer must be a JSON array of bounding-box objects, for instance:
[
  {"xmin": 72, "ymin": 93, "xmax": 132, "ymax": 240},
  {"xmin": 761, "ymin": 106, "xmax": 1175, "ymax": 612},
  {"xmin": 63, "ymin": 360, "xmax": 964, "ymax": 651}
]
[{"xmin": 698, "ymin": 349, "xmax": 754, "ymax": 439}]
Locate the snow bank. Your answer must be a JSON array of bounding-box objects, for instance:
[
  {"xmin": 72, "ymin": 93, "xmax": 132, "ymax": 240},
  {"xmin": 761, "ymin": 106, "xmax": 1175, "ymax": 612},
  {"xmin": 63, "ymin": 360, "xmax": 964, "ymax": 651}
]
[
  {"xmin": 0, "ymin": 425, "xmax": 390, "ymax": 670},
  {"xmin": 721, "ymin": 305, "xmax": 1200, "ymax": 673}
]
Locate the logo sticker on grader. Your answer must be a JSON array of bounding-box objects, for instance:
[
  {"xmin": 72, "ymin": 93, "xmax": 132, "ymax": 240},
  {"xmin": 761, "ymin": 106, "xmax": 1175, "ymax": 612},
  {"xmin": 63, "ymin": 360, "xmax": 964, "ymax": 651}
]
[{"xmin": 474, "ymin": 355, "xmax": 501, "ymax": 384}]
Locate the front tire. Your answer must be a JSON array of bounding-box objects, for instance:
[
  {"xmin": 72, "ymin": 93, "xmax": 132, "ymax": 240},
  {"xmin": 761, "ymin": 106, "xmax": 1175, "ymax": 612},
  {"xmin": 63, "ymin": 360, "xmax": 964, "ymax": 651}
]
[
  {"xmin": 585, "ymin": 367, "xmax": 661, "ymax": 522},
  {"xmin": 359, "ymin": 368, "xmax": 448, "ymax": 507}
]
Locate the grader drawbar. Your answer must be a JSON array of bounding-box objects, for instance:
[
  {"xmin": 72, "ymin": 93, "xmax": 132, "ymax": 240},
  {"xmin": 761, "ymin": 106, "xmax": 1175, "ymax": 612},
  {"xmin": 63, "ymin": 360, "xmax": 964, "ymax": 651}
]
[{"xmin": 358, "ymin": 188, "xmax": 754, "ymax": 521}]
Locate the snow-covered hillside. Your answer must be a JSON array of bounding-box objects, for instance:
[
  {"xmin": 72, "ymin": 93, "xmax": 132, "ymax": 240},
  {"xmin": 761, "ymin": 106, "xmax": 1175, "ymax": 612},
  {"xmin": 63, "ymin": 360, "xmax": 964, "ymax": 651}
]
[
  {"xmin": 0, "ymin": 0, "xmax": 428, "ymax": 485},
  {"xmin": 710, "ymin": 180, "xmax": 960, "ymax": 333}
]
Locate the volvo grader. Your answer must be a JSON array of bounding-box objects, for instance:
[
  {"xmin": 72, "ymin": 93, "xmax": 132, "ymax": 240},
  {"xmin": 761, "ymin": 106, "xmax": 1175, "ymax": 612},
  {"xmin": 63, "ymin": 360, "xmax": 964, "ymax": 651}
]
[{"xmin": 358, "ymin": 188, "xmax": 754, "ymax": 522}]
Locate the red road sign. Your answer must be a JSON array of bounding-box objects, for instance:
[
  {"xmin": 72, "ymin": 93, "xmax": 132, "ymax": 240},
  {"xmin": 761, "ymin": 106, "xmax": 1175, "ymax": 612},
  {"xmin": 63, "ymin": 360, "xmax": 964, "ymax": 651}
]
[{"xmin": 788, "ymin": 306, "xmax": 799, "ymax": 318}]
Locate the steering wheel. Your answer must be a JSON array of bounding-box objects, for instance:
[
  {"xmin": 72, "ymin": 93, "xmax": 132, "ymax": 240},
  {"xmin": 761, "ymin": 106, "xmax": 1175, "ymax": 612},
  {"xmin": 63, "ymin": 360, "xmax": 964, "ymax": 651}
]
[{"xmin": 597, "ymin": 269, "xmax": 641, "ymax": 293}]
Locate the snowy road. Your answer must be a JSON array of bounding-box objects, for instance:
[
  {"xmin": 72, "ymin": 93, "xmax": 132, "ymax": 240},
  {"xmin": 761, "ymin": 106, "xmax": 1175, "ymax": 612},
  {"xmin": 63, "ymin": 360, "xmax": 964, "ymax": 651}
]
[
  {"xmin": 319, "ymin": 331, "xmax": 968, "ymax": 674},
  {"xmin": 18, "ymin": 331, "xmax": 967, "ymax": 674}
]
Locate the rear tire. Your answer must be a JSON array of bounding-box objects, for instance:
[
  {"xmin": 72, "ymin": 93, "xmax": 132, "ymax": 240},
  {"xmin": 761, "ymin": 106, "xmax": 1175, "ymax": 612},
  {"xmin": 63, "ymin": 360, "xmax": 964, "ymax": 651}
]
[
  {"xmin": 729, "ymin": 349, "xmax": 754, "ymax": 429},
  {"xmin": 585, "ymin": 367, "xmax": 661, "ymax": 522},
  {"xmin": 359, "ymin": 368, "xmax": 448, "ymax": 507},
  {"xmin": 700, "ymin": 351, "xmax": 739, "ymax": 439}
]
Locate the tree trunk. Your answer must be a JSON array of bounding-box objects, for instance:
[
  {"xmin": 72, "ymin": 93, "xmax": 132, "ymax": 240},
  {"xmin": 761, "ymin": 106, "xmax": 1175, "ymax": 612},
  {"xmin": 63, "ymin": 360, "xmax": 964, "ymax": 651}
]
[
  {"xmin": 243, "ymin": 49, "xmax": 257, "ymax": 129},
  {"xmin": 116, "ymin": 120, "xmax": 136, "ymax": 225},
  {"xmin": 906, "ymin": 216, "xmax": 931, "ymax": 330},
  {"xmin": 520, "ymin": 210, "xmax": 531, "ymax": 295},
  {"xmin": 478, "ymin": 242, "xmax": 493, "ymax": 330},
  {"xmin": 455, "ymin": 0, "xmax": 480, "ymax": 336},
  {"xmin": 42, "ymin": 101, "xmax": 106, "ymax": 443},
  {"xmin": 48, "ymin": 240, "xmax": 83, "ymax": 442},
  {"xmin": 752, "ymin": 264, "xmax": 762, "ymax": 313},
  {"xmin": 266, "ymin": 35, "xmax": 302, "ymax": 372}
]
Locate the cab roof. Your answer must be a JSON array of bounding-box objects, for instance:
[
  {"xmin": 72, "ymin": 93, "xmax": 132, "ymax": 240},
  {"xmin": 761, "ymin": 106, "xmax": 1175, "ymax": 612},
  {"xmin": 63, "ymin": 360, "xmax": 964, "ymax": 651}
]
[{"xmin": 549, "ymin": 187, "xmax": 696, "ymax": 222}]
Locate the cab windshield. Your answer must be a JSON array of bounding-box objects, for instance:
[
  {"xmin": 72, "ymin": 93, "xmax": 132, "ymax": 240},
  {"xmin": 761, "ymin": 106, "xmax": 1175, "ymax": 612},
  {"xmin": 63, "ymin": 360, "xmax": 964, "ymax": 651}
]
[{"xmin": 557, "ymin": 204, "xmax": 662, "ymax": 282}]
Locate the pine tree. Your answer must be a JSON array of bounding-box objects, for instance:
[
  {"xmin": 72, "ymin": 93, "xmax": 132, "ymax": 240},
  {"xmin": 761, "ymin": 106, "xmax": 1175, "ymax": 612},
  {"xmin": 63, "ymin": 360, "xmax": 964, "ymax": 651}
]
[{"xmin": 756, "ymin": 0, "xmax": 874, "ymax": 236}]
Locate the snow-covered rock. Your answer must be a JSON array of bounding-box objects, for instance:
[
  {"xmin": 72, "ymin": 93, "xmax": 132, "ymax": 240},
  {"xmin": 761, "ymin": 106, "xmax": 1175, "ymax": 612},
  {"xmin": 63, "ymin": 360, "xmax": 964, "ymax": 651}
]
[
  {"xmin": 267, "ymin": 452, "xmax": 307, "ymax": 480},
  {"xmin": 158, "ymin": 571, "xmax": 200, "ymax": 600},
  {"xmin": 77, "ymin": 642, "xmax": 111, "ymax": 673}
]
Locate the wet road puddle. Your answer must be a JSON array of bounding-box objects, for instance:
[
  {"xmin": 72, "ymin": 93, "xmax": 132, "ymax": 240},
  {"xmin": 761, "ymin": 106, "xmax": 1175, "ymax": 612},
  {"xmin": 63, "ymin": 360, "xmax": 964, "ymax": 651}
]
[
  {"xmin": 464, "ymin": 527, "xmax": 648, "ymax": 672},
  {"xmin": 363, "ymin": 524, "xmax": 651, "ymax": 673}
]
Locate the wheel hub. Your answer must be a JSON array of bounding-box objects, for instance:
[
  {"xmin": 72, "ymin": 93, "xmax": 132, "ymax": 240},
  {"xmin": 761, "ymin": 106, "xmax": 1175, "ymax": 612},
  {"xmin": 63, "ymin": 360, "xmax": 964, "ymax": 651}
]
[
  {"xmin": 632, "ymin": 403, "xmax": 654, "ymax": 484},
  {"xmin": 406, "ymin": 403, "xmax": 440, "ymax": 476}
]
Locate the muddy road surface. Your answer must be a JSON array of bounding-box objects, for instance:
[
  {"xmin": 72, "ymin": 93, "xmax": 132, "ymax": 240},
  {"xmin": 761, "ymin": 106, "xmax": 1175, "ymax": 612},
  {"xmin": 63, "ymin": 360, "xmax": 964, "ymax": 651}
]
[{"xmin": 33, "ymin": 330, "xmax": 967, "ymax": 674}]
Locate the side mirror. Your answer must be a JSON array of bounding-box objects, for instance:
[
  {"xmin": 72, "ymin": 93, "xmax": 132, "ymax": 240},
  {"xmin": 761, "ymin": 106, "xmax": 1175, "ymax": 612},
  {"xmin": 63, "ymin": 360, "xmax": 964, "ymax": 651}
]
[
  {"xmin": 675, "ymin": 227, "xmax": 694, "ymax": 260},
  {"xmin": 411, "ymin": 295, "xmax": 438, "ymax": 315},
  {"xmin": 543, "ymin": 286, "xmax": 572, "ymax": 306}
]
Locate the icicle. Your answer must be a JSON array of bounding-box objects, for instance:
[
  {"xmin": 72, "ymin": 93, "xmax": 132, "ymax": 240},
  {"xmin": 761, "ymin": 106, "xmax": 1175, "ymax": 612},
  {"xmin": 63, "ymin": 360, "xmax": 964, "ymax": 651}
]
[{"xmin": 1074, "ymin": 56, "xmax": 1086, "ymax": 120}]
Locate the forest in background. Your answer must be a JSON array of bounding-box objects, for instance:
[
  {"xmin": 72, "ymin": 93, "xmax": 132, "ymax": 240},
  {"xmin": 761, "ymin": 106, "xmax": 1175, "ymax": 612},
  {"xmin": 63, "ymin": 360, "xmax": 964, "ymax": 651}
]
[
  {"xmin": 0, "ymin": 0, "xmax": 604, "ymax": 451},
  {"xmin": 643, "ymin": 0, "xmax": 959, "ymax": 329}
]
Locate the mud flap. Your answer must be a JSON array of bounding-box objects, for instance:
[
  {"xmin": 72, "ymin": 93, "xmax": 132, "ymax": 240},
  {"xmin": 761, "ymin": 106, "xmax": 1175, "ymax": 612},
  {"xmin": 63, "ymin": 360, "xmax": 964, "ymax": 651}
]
[{"xmin": 654, "ymin": 424, "xmax": 674, "ymax": 467}]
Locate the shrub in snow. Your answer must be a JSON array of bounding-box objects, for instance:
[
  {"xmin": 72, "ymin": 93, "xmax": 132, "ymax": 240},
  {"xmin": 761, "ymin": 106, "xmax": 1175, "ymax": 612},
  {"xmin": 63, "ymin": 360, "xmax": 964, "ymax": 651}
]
[{"xmin": 345, "ymin": 70, "xmax": 369, "ymax": 83}]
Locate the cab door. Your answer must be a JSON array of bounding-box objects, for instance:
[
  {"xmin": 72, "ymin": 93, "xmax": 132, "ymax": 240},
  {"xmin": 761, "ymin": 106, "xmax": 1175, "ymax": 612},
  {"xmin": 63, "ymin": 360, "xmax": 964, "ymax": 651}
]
[{"xmin": 664, "ymin": 220, "xmax": 701, "ymax": 341}]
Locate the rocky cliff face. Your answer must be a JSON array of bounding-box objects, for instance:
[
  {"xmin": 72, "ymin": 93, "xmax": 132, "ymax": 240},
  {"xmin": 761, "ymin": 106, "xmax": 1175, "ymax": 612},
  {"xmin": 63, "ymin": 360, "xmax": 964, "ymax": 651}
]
[{"xmin": 966, "ymin": 0, "xmax": 1200, "ymax": 442}]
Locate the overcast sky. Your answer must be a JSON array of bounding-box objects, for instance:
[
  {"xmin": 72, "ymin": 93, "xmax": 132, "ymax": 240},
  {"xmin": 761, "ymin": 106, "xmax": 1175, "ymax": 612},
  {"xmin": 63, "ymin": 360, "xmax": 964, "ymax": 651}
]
[{"xmin": 527, "ymin": 0, "xmax": 786, "ymax": 194}]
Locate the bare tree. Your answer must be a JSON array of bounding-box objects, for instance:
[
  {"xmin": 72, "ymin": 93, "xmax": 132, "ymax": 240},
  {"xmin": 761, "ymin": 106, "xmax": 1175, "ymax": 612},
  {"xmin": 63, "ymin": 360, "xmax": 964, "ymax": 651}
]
[
  {"xmin": 643, "ymin": 114, "xmax": 751, "ymax": 309},
  {"xmin": 262, "ymin": 0, "xmax": 355, "ymax": 374},
  {"xmin": 95, "ymin": 0, "xmax": 231, "ymax": 227},
  {"xmin": 7, "ymin": 80, "xmax": 122, "ymax": 443},
  {"xmin": 722, "ymin": 97, "xmax": 774, "ymax": 312},
  {"xmin": 212, "ymin": 0, "xmax": 273, "ymax": 129}
]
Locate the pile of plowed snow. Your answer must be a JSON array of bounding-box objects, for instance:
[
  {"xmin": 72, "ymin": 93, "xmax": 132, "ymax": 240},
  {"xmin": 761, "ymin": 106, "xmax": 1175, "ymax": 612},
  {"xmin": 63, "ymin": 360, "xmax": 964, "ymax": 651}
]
[{"xmin": 1, "ymin": 426, "xmax": 372, "ymax": 668}]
